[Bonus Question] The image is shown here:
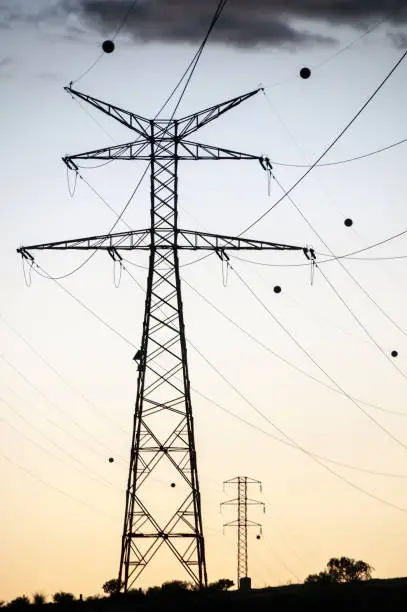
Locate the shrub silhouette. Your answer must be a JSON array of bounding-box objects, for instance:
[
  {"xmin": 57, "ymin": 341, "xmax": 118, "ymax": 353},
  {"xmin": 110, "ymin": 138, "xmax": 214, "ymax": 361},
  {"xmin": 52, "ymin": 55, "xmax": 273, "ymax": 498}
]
[
  {"xmin": 305, "ymin": 557, "xmax": 373, "ymax": 584},
  {"xmin": 102, "ymin": 579, "xmax": 121, "ymax": 596},
  {"xmin": 160, "ymin": 580, "xmax": 191, "ymax": 594},
  {"xmin": 7, "ymin": 597, "xmax": 30, "ymax": 609},
  {"xmin": 52, "ymin": 593, "xmax": 75, "ymax": 604},
  {"xmin": 207, "ymin": 579, "xmax": 234, "ymax": 591}
]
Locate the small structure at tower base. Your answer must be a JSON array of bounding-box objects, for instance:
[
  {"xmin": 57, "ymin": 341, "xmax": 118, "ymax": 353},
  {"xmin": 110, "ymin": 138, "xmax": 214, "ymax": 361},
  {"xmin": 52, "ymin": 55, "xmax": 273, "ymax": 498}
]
[{"xmin": 239, "ymin": 577, "xmax": 252, "ymax": 591}]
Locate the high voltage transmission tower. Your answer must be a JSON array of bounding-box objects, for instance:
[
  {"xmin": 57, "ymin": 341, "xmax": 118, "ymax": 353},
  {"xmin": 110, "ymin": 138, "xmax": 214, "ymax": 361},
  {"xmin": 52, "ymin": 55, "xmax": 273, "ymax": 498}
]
[
  {"xmin": 17, "ymin": 85, "xmax": 312, "ymax": 590},
  {"xmin": 222, "ymin": 476, "xmax": 264, "ymax": 589}
]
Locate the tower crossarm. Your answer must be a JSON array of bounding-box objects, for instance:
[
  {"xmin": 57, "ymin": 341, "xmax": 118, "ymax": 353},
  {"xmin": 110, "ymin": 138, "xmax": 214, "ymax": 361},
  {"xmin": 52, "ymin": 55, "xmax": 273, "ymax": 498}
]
[
  {"xmin": 63, "ymin": 141, "xmax": 264, "ymax": 167},
  {"xmin": 65, "ymin": 86, "xmax": 151, "ymax": 139},
  {"xmin": 177, "ymin": 88, "xmax": 263, "ymax": 138},
  {"xmin": 16, "ymin": 229, "xmax": 151, "ymax": 253},
  {"xmin": 17, "ymin": 229, "xmax": 311, "ymax": 259},
  {"xmin": 176, "ymin": 230, "xmax": 306, "ymax": 253},
  {"xmin": 223, "ymin": 520, "xmax": 262, "ymax": 528},
  {"xmin": 63, "ymin": 139, "xmax": 150, "ymax": 169},
  {"xmin": 178, "ymin": 141, "xmax": 263, "ymax": 162}
]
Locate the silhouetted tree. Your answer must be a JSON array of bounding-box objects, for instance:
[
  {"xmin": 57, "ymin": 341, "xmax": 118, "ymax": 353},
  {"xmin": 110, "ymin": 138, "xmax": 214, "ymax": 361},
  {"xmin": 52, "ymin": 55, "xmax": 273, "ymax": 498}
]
[
  {"xmin": 7, "ymin": 597, "xmax": 30, "ymax": 609},
  {"xmin": 207, "ymin": 579, "xmax": 234, "ymax": 591},
  {"xmin": 102, "ymin": 579, "xmax": 121, "ymax": 596},
  {"xmin": 160, "ymin": 581, "xmax": 191, "ymax": 594},
  {"xmin": 305, "ymin": 572, "xmax": 335, "ymax": 584},
  {"xmin": 305, "ymin": 557, "xmax": 373, "ymax": 584},
  {"xmin": 32, "ymin": 594, "xmax": 46, "ymax": 605},
  {"xmin": 145, "ymin": 586, "xmax": 161, "ymax": 597},
  {"xmin": 84, "ymin": 596, "xmax": 102, "ymax": 602},
  {"xmin": 52, "ymin": 593, "xmax": 75, "ymax": 604}
]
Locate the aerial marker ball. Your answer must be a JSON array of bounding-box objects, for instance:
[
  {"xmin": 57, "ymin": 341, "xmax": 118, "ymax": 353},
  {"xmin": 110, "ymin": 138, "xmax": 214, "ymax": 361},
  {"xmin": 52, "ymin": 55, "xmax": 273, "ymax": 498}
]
[
  {"xmin": 391, "ymin": 350, "xmax": 398, "ymax": 358},
  {"xmin": 344, "ymin": 218, "xmax": 353, "ymax": 227},
  {"xmin": 300, "ymin": 67, "xmax": 311, "ymax": 79},
  {"xmin": 171, "ymin": 482, "xmax": 176, "ymax": 488},
  {"xmin": 102, "ymin": 40, "xmax": 115, "ymax": 54},
  {"xmin": 274, "ymin": 286, "xmax": 282, "ymax": 294},
  {"xmin": 108, "ymin": 457, "xmax": 114, "ymax": 463},
  {"xmin": 256, "ymin": 535, "xmax": 261, "ymax": 540}
]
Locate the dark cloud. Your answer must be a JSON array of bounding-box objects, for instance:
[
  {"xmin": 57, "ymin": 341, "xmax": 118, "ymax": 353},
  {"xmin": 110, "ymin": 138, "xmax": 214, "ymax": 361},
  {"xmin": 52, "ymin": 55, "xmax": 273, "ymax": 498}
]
[
  {"xmin": 58, "ymin": 0, "xmax": 407, "ymax": 47},
  {"xmin": 4, "ymin": 0, "xmax": 407, "ymax": 48},
  {"xmin": 38, "ymin": 71, "xmax": 62, "ymax": 80},
  {"xmin": 0, "ymin": 56, "xmax": 14, "ymax": 69},
  {"xmin": 388, "ymin": 30, "xmax": 407, "ymax": 48}
]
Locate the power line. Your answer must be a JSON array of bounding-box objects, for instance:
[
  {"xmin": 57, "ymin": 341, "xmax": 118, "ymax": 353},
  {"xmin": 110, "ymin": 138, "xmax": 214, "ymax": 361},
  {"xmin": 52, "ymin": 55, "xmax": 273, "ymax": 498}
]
[
  {"xmin": 317, "ymin": 264, "xmax": 407, "ymax": 372},
  {"xmin": 0, "ymin": 309, "xmax": 128, "ymax": 435},
  {"xmin": 78, "ymin": 172, "xmax": 133, "ymax": 231},
  {"xmin": 269, "ymin": 136, "xmax": 407, "ymax": 168},
  {"xmin": 0, "ymin": 449, "xmax": 118, "ymax": 519},
  {"xmin": 71, "ymin": 256, "xmax": 407, "ymax": 481},
  {"xmin": 312, "ymin": 8, "xmax": 404, "ymax": 69},
  {"xmin": 322, "ymin": 259, "xmax": 407, "ymax": 339},
  {"xmin": 259, "ymin": 534, "xmax": 301, "ymax": 583},
  {"xmin": 270, "ymin": 172, "xmax": 407, "ymax": 362},
  {"xmin": 1, "ymin": 396, "xmax": 120, "ymax": 491},
  {"xmin": 32, "ymin": 257, "xmax": 407, "ymax": 480},
  {"xmin": 234, "ymin": 226, "xmax": 407, "ymax": 268},
  {"xmin": 71, "ymin": 0, "xmax": 139, "ymax": 85},
  {"xmin": 241, "ymin": 47, "xmax": 407, "ymax": 234},
  {"xmin": 229, "ymin": 263, "xmax": 407, "ymax": 454},
  {"xmin": 189, "ymin": 375, "xmax": 407, "ymax": 479},
  {"xmin": 186, "ymin": 326, "xmax": 407, "ymax": 514},
  {"xmin": 181, "ymin": 276, "xmax": 407, "ymax": 418},
  {"xmin": 300, "ymin": 228, "xmax": 407, "ymax": 261},
  {"xmin": 26, "ymin": 261, "xmax": 407, "ymax": 490},
  {"xmin": 31, "ymin": 262, "xmax": 136, "ymax": 349},
  {"xmin": 263, "ymin": 5, "xmax": 406, "ymax": 90},
  {"xmin": 156, "ymin": 0, "xmax": 228, "ymax": 118},
  {"xmin": 0, "ymin": 351, "xmax": 120, "ymax": 460},
  {"xmin": 235, "ymin": 252, "xmax": 407, "ymax": 267},
  {"xmin": 170, "ymin": 0, "xmax": 228, "ymax": 117},
  {"xmin": 33, "ymin": 252, "xmax": 97, "ymax": 281},
  {"xmin": 118, "ymin": 262, "xmax": 407, "ymax": 478}
]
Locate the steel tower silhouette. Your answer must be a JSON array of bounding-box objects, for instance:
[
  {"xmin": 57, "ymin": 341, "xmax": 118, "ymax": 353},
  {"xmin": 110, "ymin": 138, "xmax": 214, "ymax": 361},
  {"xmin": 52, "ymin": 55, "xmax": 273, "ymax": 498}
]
[
  {"xmin": 222, "ymin": 476, "xmax": 264, "ymax": 587},
  {"xmin": 17, "ymin": 86, "xmax": 311, "ymax": 590}
]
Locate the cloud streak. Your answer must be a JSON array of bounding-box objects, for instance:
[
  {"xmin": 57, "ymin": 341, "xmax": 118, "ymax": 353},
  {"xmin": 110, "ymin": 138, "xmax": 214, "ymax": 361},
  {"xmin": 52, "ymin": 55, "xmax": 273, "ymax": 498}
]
[{"xmin": 4, "ymin": 0, "xmax": 407, "ymax": 48}]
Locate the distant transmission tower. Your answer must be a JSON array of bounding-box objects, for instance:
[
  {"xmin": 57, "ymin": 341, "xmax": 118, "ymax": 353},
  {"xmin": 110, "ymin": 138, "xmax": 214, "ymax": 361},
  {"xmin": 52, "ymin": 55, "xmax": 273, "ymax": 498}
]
[
  {"xmin": 17, "ymin": 86, "xmax": 311, "ymax": 590},
  {"xmin": 222, "ymin": 476, "xmax": 264, "ymax": 589}
]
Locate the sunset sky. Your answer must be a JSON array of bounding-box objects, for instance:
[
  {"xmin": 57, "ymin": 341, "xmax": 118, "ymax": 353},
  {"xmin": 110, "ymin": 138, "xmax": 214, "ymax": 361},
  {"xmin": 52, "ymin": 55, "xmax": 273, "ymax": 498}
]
[{"xmin": 1, "ymin": 0, "xmax": 407, "ymax": 602}]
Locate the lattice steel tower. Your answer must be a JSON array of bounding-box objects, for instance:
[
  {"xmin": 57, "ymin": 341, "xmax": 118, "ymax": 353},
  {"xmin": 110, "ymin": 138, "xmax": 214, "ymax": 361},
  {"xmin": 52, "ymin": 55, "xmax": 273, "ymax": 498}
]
[
  {"xmin": 222, "ymin": 476, "xmax": 264, "ymax": 587},
  {"xmin": 17, "ymin": 86, "xmax": 310, "ymax": 590}
]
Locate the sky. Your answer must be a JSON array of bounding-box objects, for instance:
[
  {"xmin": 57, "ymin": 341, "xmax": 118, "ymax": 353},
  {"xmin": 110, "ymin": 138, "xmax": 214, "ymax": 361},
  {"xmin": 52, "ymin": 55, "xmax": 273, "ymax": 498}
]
[{"xmin": 1, "ymin": 0, "xmax": 407, "ymax": 602}]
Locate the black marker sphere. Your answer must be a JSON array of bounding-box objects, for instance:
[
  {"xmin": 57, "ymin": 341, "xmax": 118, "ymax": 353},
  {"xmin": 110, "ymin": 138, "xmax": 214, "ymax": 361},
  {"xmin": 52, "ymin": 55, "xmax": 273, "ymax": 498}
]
[
  {"xmin": 108, "ymin": 457, "xmax": 114, "ymax": 463},
  {"xmin": 391, "ymin": 350, "xmax": 398, "ymax": 358},
  {"xmin": 274, "ymin": 286, "xmax": 282, "ymax": 294},
  {"xmin": 300, "ymin": 67, "xmax": 311, "ymax": 79},
  {"xmin": 344, "ymin": 218, "xmax": 353, "ymax": 227},
  {"xmin": 102, "ymin": 40, "xmax": 115, "ymax": 54}
]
